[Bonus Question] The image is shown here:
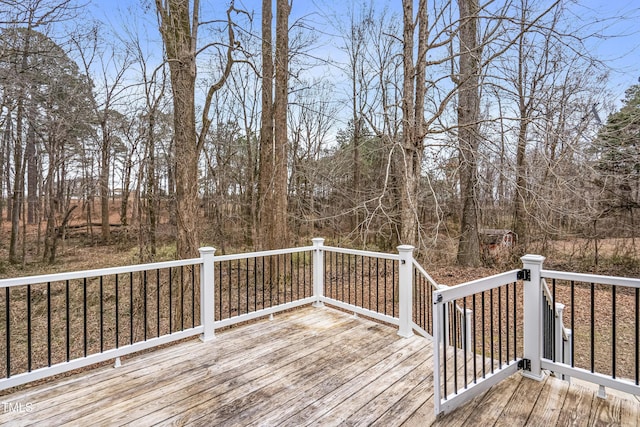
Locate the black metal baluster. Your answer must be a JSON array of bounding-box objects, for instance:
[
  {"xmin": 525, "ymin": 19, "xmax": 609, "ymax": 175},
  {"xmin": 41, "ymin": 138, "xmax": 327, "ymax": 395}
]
[
  {"xmin": 513, "ymin": 282, "xmax": 517, "ymax": 361},
  {"xmin": 473, "ymin": 293, "xmax": 477, "ymax": 383},
  {"xmin": 463, "ymin": 297, "xmax": 468, "ymax": 388},
  {"xmin": 144, "ymin": 271, "xmax": 148, "ymax": 341},
  {"xmin": 550, "ymin": 279, "xmax": 555, "ymax": 362},
  {"xmin": 303, "ymin": 252, "xmax": 307, "ymax": 298},
  {"xmin": 376, "ymin": 258, "xmax": 379, "ymax": 313},
  {"xmin": 392, "ymin": 260, "xmax": 396, "ymax": 318},
  {"xmin": 27, "ymin": 284, "xmax": 32, "ymax": 372},
  {"xmin": 368, "ymin": 256, "xmax": 372, "ymax": 310},
  {"xmin": 634, "ymin": 288, "xmax": 640, "ymax": 385},
  {"xmin": 384, "ymin": 259, "xmax": 388, "ymax": 315},
  {"xmin": 5, "ymin": 287, "xmax": 10, "ymax": 378},
  {"xmin": 246, "ymin": 257, "xmax": 250, "ymax": 313},
  {"xmin": 283, "ymin": 254, "xmax": 287, "ymax": 304},
  {"xmin": 412, "ymin": 271, "xmax": 417, "ymax": 328},
  {"xmin": 325, "ymin": 251, "xmax": 329, "ymax": 298},
  {"xmin": 612, "ymin": 285, "xmax": 616, "ymax": 378},
  {"xmin": 156, "ymin": 269, "xmax": 161, "ymax": 337},
  {"xmin": 116, "ymin": 274, "xmax": 120, "ymax": 348},
  {"xmin": 192, "ymin": 267, "xmax": 196, "ymax": 327},
  {"xmin": 360, "ymin": 256, "xmax": 364, "ymax": 308},
  {"xmin": 83, "ymin": 278, "xmax": 88, "ymax": 357},
  {"xmin": 428, "ymin": 278, "xmax": 432, "ymax": 334},
  {"xmin": 262, "ymin": 257, "xmax": 266, "ymax": 309},
  {"xmin": 130, "ymin": 272, "xmax": 134, "ymax": 344},
  {"xmin": 482, "ymin": 290, "xmax": 486, "ymax": 378},
  {"xmin": 254, "ymin": 257, "xmax": 258, "ymax": 311},
  {"xmin": 490, "ymin": 288, "xmax": 494, "ymax": 373},
  {"xmin": 591, "ymin": 282, "xmax": 595, "ymax": 373},
  {"xmin": 291, "ymin": 252, "xmax": 295, "ymax": 302},
  {"xmin": 453, "ymin": 299, "xmax": 458, "ymax": 394},
  {"xmin": 228, "ymin": 260, "xmax": 232, "ymax": 316},
  {"xmin": 340, "ymin": 252, "xmax": 344, "ymax": 302},
  {"xmin": 443, "ymin": 305, "xmax": 448, "ymax": 399},
  {"xmin": 498, "ymin": 286, "xmax": 502, "ymax": 368},
  {"xmin": 217, "ymin": 262, "xmax": 222, "ymax": 320},
  {"xmin": 269, "ymin": 256, "xmax": 273, "ymax": 307},
  {"xmin": 504, "ymin": 284, "xmax": 515, "ymax": 363},
  {"xmin": 347, "ymin": 254, "xmax": 351, "ymax": 305},
  {"xmin": 100, "ymin": 276, "xmax": 104, "ymax": 352},
  {"xmin": 66, "ymin": 280, "xmax": 70, "ymax": 362},
  {"xmin": 168, "ymin": 268, "xmax": 173, "ymax": 334},
  {"xmin": 180, "ymin": 266, "xmax": 184, "ymax": 330},
  {"xmin": 278, "ymin": 255, "xmax": 283, "ymax": 305},
  {"xmin": 47, "ymin": 282, "xmax": 51, "ymax": 366}
]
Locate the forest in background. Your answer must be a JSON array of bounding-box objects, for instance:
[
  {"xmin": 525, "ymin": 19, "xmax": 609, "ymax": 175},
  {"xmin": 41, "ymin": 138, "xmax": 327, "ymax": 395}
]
[{"xmin": 0, "ymin": 0, "xmax": 639, "ymax": 275}]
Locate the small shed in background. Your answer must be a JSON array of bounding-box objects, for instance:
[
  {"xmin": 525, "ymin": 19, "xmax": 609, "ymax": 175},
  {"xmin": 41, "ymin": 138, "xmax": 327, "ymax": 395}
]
[{"xmin": 480, "ymin": 229, "xmax": 517, "ymax": 258}]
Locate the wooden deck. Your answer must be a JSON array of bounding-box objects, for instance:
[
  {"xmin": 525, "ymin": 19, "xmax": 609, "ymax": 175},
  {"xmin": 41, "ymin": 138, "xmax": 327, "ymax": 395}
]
[{"xmin": 1, "ymin": 305, "xmax": 638, "ymax": 426}]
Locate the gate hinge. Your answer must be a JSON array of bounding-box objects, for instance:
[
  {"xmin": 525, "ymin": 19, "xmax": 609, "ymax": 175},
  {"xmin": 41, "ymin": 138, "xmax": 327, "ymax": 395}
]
[
  {"xmin": 517, "ymin": 269, "xmax": 531, "ymax": 281},
  {"xmin": 518, "ymin": 358, "xmax": 531, "ymax": 371}
]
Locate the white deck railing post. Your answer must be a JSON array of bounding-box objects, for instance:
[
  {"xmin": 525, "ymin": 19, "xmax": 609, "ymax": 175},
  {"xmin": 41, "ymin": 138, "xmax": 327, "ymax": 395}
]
[
  {"xmin": 312, "ymin": 238, "xmax": 325, "ymax": 307},
  {"xmin": 521, "ymin": 254, "xmax": 545, "ymax": 380},
  {"xmin": 397, "ymin": 245, "xmax": 414, "ymax": 338},
  {"xmin": 199, "ymin": 246, "xmax": 216, "ymax": 342}
]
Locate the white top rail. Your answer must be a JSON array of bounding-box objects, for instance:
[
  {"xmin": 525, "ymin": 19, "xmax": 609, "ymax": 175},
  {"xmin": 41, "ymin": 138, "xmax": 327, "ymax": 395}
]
[
  {"xmin": 434, "ymin": 270, "xmax": 521, "ymax": 304},
  {"xmin": 541, "ymin": 269, "xmax": 640, "ymax": 289},
  {"xmin": 322, "ymin": 246, "xmax": 400, "ymax": 261},
  {"xmin": 412, "ymin": 259, "xmax": 441, "ymax": 290},
  {"xmin": 214, "ymin": 246, "xmax": 315, "ymax": 262},
  {"xmin": 0, "ymin": 257, "xmax": 202, "ymax": 289}
]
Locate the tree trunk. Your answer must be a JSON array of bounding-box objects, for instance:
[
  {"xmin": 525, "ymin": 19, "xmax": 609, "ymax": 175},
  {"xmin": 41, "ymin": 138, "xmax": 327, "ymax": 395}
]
[
  {"xmin": 258, "ymin": 0, "xmax": 290, "ymax": 250},
  {"xmin": 258, "ymin": 0, "xmax": 273, "ymax": 250},
  {"xmin": 155, "ymin": 0, "xmax": 200, "ymax": 259},
  {"xmin": 100, "ymin": 124, "xmax": 111, "ymax": 242},
  {"xmin": 145, "ymin": 113, "xmax": 158, "ymax": 258},
  {"xmin": 399, "ymin": 0, "xmax": 427, "ymax": 247},
  {"xmin": 513, "ymin": 13, "xmax": 529, "ymax": 246},
  {"xmin": 272, "ymin": 0, "xmax": 290, "ymax": 248},
  {"xmin": 456, "ymin": 0, "xmax": 482, "ymax": 267},
  {"xmin": 9, "ymin": 97, "xmax": 25, "ymax": 264},
  {"xmin": 26, "ymin": 99, "xmax": 38, "ymax": 225},
  {"xmin": 0, "ymin": 115, "xmax": 10, "ymax": 225}
]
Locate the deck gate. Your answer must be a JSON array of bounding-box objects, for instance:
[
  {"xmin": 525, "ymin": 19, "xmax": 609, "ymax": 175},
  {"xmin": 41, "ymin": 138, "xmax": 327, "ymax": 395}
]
[{"xmin": 432, "ymin": 267, "xmax": 532, "ymax": 416}]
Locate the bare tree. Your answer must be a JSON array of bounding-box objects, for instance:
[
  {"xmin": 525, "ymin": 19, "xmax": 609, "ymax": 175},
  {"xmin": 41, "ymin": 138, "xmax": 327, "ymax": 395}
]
[
  {"xmin": 258, "ymin": 0, "xmax": 290, "ymax": 250},
  {"xmin": 455, "ymin": 0, "xmax": 482, "ymax": 266},
  {"xmin": 72, "ymin": 28, "xmax": 134, "ymax": 243},
  {"xmin": 399, "ymin": 0, "xmax": 427, "ymax": 247},
  {"xmin": 154, "ymin": 0, "xmax": 239, "ymax": 258}
]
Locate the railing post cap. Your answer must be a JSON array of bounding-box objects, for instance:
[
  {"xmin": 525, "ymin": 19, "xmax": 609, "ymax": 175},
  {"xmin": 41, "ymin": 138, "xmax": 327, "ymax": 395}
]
[
  {"xmin": 397, "ymin": 244, "xmax": 415, "ymax": 252},
  {"xmin": 312, "ymin": 237, "xmax": 325, "ymax": 245},
  {"xmin": 199, "ymin": 246, "xmax": 216, "ymax": 255},
  {"xmin": 521, "ymin": 254, "xmax": 545, "ymax": 264}
]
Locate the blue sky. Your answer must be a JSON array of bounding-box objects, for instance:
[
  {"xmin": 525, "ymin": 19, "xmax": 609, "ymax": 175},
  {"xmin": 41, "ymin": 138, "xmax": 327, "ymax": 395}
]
[{"xmin": 87, "ymin": 0, "xmax": 640, "ymax": 106}]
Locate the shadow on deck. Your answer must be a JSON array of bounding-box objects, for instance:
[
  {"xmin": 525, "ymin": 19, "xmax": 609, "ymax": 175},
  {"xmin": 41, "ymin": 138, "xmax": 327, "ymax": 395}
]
[{"xmin": 1, "ymin": 306, "xmax": 637, "ymax": 426}]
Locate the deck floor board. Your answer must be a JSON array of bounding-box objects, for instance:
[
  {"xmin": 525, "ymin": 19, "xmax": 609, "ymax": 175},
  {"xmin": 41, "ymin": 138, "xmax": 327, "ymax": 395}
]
[{"xmin": 0, "ymin": 305, "xmax": 637, "ymax": 426}]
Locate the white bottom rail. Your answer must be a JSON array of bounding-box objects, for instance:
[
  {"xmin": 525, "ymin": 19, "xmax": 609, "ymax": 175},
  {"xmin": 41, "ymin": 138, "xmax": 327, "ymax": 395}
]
[
  {"xmin": 0, "ymin": 327, "xmax": 203, "ymax": 391},
  {"xmin": 541, "ymin": 359, "xmax": 640, "ymax": 397}
]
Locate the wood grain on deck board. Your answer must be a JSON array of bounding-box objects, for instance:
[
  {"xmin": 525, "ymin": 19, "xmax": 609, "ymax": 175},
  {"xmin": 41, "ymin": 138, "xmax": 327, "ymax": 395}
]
[{"xmin": 0, "ymin": 305, "xmax": 637, "ymax": 427}]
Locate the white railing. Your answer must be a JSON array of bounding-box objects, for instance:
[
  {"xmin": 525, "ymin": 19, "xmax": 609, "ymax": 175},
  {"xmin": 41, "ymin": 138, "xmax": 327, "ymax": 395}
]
[
  {"xmin": 433, "ymin": 254, "xmax": 640, "ymax": 416},
  {"xmin": 0, "ymin": 238, "xmax": 418, "ymax": 391},
  {"xmin": 540, "ymin": 267, "xmax": 640, "ymax": 398},
  {"xmin": 0, "ymin": 253, "xmax": 206, "ymax": 391},
  {"xmin": 433, "ymin": 268, "xmax": 525, "ymax": 416},
  {"xmin": 312, "ymin": 240, "xmax": 414, "ymax": 338}
]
